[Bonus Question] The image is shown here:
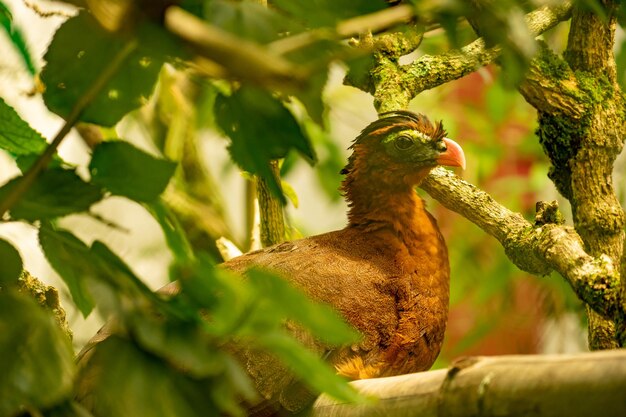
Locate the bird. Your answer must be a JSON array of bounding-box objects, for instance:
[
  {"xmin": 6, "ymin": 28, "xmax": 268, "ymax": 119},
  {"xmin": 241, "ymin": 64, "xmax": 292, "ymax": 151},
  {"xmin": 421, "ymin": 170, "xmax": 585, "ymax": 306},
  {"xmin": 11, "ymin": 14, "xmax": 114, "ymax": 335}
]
[{"xmin": 76, "ymin": 110, "xmax": 465, "ymax": 415}]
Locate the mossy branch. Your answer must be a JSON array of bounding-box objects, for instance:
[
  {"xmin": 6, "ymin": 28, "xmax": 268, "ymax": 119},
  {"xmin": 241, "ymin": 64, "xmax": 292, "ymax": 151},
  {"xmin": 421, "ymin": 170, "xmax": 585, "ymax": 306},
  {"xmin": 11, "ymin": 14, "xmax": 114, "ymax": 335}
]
[
  {"xmin": 366, "ymin": 2, "xmax": 572, "ymax": 112},
  {"xmin": 421, "ymin": 168, "xmax": 623, "ymax": 323}
]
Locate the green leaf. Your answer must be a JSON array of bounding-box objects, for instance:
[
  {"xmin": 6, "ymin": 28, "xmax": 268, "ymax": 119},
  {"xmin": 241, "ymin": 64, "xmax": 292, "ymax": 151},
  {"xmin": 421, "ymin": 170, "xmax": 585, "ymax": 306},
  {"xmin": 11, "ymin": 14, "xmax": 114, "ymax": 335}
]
[
  {"xmin": 0, "ymin": 97, "xmax": 48, "ymax": 156},
  {"xmin": 257, "ymin": 332, "xmax": 366, "ymax": 404},
  {"xmin": 0, "ymin": 290, "xmax": 75, "ymax": 416},
  {"xmin": 40, "ymin": 12, "xmax": 167, "ymax": 127},
  {"xmin": 90, "ymin": 141, "xmax": 176, "ymax": 203},
  {"xmin": 129, "ymin": 314, "xmax": 227, "ymax": 378},
  {"xmin": 0, "ymin": 2, "xmax": 36, "ymax": 75},
  {"xmin": 39, "ymin": 227, "xmax": 96, "ymax": 317},
  {"xmin": 76, "ymin": 336, "xmax": 223, "ymax": 417},
  {"xmin": 205, "ymin": 0, "xmax": 302, "ymax": 43},
  {"xmin": 271, "ymin": 0, "xmax": 387, "ymax": 27},
  {"xmin": 214, "ymin": 86, "xmax": 315, "ymax": 200},
  {"xmin": 147, "ymin": 201, "xmax": 194, "ymax": 264},
  {"xmin": 0, "ymin": 168, "xmax": 103, "ymax": 221},
  {"xmin": 247, "ymin": 268, "xmax": 360, "ymax": 345},
  {"xmin": 0, "ymin": 238, "xmax": 22, "ymax": 286}
]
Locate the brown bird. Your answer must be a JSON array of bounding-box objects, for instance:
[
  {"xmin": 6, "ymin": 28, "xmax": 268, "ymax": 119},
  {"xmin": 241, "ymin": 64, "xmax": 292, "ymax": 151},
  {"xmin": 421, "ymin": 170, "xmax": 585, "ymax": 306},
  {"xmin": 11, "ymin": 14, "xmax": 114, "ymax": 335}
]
[{"xmin": 76, "ymin": 110, "xmax": 465, "ymax": 415}]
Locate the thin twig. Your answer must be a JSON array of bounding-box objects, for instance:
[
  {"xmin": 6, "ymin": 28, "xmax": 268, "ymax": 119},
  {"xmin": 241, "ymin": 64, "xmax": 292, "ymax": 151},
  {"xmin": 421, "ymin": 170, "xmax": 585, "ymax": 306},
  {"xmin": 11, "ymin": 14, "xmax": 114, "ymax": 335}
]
[{"xmin": 0, "ymin": 39, "xmax": 139, "ymax": 218}]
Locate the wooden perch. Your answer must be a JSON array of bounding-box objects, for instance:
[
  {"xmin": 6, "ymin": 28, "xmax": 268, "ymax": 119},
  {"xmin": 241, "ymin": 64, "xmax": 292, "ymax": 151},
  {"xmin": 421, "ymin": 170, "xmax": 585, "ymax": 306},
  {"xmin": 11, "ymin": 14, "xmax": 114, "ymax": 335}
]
[
  {"xmin": 421, "ymin": 168, "xmax": 622, "ymax": 322},
  {"xmin": 309, "ymin": 350, "xmax": 626, "ymax": 417}
]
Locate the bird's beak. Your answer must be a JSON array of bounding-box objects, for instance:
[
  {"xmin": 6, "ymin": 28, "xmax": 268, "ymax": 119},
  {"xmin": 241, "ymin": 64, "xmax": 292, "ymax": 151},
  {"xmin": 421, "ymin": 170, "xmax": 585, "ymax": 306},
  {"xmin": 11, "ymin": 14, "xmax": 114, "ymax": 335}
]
[{"xmin": 436, "ymin": 138, "xmax": 466, "ymax": 170}]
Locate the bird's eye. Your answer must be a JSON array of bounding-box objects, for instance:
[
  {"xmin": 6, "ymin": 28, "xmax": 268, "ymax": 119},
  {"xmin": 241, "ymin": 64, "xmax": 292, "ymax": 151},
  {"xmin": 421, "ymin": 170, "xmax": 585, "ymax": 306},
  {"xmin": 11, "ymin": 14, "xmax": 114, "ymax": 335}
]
[
  {"xmin": 394, "ymin": 135, "xmax": 414, "ymax": 150},
  {"xmin": 435, "ymin": 141, "xmax": 447, "ymax": 152}
]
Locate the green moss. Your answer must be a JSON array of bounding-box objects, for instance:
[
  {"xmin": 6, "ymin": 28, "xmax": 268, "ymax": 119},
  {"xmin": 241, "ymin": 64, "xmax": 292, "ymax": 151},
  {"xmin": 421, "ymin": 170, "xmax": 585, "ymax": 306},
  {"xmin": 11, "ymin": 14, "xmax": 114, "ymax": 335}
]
[
  {"xmin": 574, "ymin": 70, "xmax": 614, "ymax": 106},
  {"xmin": 535, "ymin": 44, "xmax": 571, "ymax": 80},
  {"xmin": 18, "ymin": 271, "xmax": 73, "ymax": 340}
]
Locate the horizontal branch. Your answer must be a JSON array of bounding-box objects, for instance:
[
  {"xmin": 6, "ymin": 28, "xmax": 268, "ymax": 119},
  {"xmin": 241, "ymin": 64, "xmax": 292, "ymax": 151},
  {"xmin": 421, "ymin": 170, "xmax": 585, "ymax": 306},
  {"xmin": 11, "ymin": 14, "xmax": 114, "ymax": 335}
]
[
  {"xmin": 401, "ymin": 1, "xmax": 573, "ymax": 101},
  {"xmin": 310, "ymin": 350, "xmax": 626, "ymax": 417},
  {"xmin": 420, "ymin": 168, "xmax": 622, "ymax": 321}
]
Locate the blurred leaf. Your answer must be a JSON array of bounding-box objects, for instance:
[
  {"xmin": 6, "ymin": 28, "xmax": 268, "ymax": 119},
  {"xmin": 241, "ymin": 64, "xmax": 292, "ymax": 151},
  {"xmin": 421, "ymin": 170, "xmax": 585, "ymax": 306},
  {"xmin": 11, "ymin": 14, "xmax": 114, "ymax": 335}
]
[
  {"xmin": 40, "ymin": 12, "xmax": 168, "ymax": 126},
  {"xmin": 0, "ymin": 97, "xmax": 48, "ymax": 156},
  {"xmin": 77, "ymin": 336, "xmax": 223, "ymax": 417},
  {"xmin": 205, "ymin": 0, "xmax": 301, "ymax": 43},
  {"xmin": 39, "ymin": 227, "xmax": 96, "ymax": 317},
  {"xmin": 0, "ymin": 290, "xmax": 75, "ymax": 416},
  {"xmin": 271, "ymin": 0, "xmax": 387, "ymax": 27},
  {"xmin": 0, "ymin": 168, "xmax": 103, "ymax": 221},
  {"xmin": 281, "ymin": 180, "xmax": 299, "ymax": 208},
  {"xmin": 45, "ymin": 400, "xmax": 95, "ymax": 417},
  {"xmin": 130, "ymin": 314, "xmax": 227, "ymax": 378},
  {"xmin": 89, "ymin": 141, "xmax": 176, "ymax": 203},
  {"xmin": 147, "ymin": 201, "xmax": 194, "ymax": 264},
  {"xmin": 15, "ymin": 153, "xmax": 64, "ymax": 173},
  {"xmin": 0, "ymin": 1, "xmax": 36, "ymax": 75},
  {"xmin": 257, "ymin": 332, "xmax": 365, "ymax": 404},
  {"xmin": 247, "ymin": 268, "xmax": 361, "ymax": 345},
  {"xmin": 214, "ymin": 86, "xmax": 315, "ymax": 201},
  {"xmin": 0, "ymin": 238, "xmax": 22, "ymax": 286}
]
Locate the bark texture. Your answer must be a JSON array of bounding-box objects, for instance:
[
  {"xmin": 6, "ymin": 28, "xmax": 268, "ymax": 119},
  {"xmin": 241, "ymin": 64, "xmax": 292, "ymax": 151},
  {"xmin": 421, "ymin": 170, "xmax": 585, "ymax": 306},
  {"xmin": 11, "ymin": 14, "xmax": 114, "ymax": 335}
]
[{"xmin": 518, "ymin": 1, "xmax": 626, "ymax": 348}]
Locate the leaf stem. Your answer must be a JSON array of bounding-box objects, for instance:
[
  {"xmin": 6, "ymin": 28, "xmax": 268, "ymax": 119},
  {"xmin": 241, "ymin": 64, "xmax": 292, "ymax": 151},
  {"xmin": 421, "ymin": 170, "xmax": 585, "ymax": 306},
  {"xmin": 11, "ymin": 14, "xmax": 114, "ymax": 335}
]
[{"xmin": 0, "ymin": 39, "xmax": 139, "ymax": 219}]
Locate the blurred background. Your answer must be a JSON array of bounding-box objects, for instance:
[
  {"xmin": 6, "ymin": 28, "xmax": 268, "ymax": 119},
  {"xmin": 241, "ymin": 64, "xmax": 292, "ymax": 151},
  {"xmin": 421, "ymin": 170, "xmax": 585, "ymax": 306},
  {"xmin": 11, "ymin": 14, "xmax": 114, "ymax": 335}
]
[{"xmin": 3, "ymin": 0, "xmax": 619, "ymax": 363}]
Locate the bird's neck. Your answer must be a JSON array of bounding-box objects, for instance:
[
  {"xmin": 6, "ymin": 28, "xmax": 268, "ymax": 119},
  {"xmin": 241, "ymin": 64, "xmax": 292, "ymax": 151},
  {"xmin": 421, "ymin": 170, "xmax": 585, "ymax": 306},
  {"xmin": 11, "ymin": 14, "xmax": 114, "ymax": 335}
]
[{"xmin": 342, "ymin": 171, "xmax": 431, "ymax": 238}]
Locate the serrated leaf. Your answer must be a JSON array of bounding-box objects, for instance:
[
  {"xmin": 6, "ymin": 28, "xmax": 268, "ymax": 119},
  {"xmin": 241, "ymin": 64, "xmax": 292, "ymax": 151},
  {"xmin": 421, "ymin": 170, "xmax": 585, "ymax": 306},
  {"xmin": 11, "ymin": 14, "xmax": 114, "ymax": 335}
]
[
  {"xmin": 0, "ymin": 97, "xmax": 48, "ymax": 156},
  {"xmin": 89, "ymin": 141, "xmax": 176, "ymax": 203},
  {"xmin": 247, "ymin": 268, "xmax": 360, "ymax": 345},
  {"xmin": 271, "ymin": 0, "xmax": 387, "ymax": 28},
  {"xmin": 214, "ymin": 86, "xmax": 315, "ymax": 201},
  {"xmin": 0, "ymin": 290, "xmax": 75, "ymax": 416},
  {"xmin": 40, "ymin": 12, "xmax": 167, "ymax": 127},
  {"xmin": 0, "ymin": 238, "xmax": 22, "ymax": 286},
  {"xmin": 257, "ymin": 332, "xmax": 366, "ymax": 404},
  {"xmin": 0, "ymin": 168, "xmax": 103, "ymax": 221},
  {"xmin": 39, "ymin": 227, "xmax": 96, "ymax": 317}
]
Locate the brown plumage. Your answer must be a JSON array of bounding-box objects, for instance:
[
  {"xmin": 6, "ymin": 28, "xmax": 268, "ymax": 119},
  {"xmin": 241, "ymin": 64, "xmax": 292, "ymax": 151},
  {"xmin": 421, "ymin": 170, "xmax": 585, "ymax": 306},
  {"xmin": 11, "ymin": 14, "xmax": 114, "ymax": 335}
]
[{"xmin": 76, "ymin": 110, "xmax": 466, "ymax": 415}]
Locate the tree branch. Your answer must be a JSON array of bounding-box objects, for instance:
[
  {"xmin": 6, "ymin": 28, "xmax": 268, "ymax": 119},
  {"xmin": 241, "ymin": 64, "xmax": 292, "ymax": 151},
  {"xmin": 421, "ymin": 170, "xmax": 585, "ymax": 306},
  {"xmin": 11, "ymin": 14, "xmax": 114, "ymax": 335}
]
[
  {"xmin": 420, "ymin": 168, "xmax": 622, "ymax": 322},
  {"xmin": 310, "ymin": 350, "xmax": 626, "ymax": 416},
  {"xmin": 397, "ymin": 2, "xmax": 573, "ymax": 108}
]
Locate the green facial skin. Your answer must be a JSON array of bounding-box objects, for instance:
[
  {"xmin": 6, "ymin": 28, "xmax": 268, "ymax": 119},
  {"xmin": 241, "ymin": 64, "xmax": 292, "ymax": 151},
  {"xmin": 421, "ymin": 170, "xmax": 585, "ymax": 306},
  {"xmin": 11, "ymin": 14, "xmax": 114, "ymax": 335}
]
[{"xmin": 382, "ymin": 129, "xmax": 447, "ymax": 166}]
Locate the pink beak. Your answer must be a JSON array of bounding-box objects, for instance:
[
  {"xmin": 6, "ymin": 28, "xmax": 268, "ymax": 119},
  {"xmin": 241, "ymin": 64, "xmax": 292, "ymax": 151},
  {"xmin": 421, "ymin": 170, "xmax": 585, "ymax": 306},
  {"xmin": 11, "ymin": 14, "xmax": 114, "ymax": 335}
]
[{"xmin": 436, "ymin": 138, "xmax": 466, "ymax": 170}]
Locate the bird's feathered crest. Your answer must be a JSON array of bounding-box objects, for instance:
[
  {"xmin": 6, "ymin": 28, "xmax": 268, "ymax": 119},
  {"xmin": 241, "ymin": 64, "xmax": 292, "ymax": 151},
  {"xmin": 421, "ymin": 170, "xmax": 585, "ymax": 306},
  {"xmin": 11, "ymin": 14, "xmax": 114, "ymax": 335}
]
[{"xmin": 351, "ymin": 110, "xmax": 446, "ymax": 147}]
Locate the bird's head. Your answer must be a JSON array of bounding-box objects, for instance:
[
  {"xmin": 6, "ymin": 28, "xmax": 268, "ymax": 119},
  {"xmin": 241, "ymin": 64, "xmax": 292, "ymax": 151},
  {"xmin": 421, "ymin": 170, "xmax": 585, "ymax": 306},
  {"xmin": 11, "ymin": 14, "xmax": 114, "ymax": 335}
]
[{"xmin": 342, "ymin": 111, "xmax": 465, "ymax": 190}]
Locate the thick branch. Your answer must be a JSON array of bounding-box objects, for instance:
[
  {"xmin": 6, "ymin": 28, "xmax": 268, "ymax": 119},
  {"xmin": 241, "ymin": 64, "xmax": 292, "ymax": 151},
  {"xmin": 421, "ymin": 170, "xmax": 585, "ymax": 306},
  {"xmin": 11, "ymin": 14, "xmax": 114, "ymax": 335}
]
[
  {"xmin": 309, "ymin": 350, "xmax": 626, "ymax": 416},
  {"xmin": 421, "ymin": 168, "xmax": 622, "ymax": 321},
  {"xmin": 518, "ymin": 43, "xmax": 585, "ymax": 119},
  {"xmin": 396, "ymin": 2, "xmax": 573, "ymax": 107}
]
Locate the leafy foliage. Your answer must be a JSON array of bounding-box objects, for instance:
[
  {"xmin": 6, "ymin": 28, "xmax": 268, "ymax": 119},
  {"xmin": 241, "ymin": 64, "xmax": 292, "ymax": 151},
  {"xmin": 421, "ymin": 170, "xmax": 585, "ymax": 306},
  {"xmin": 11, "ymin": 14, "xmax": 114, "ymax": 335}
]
[
  {"xmin": 0, "ymin": 238, "xmax": 22, "ymax": 285},
  {"xmin": 89, "ymin": 141, "xmax": 176, "ymax": 203},
  {"xmin": 40, "ymin": 12, "xmax": 169, "ymax": 126},
  {"xmin": 0, "ymin": 290, "xmax": 75, "ymax": 416},
  {"xmin": 0, "ymin": 98, "xmax": 48, "ymax": 157},
  {"xmin": 215, "ymin": 86, "xmax": 316, "ymax": 200},
  {"xmin": 0, "ymin": 168, "xmax": 103, "ymax": 221}
]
